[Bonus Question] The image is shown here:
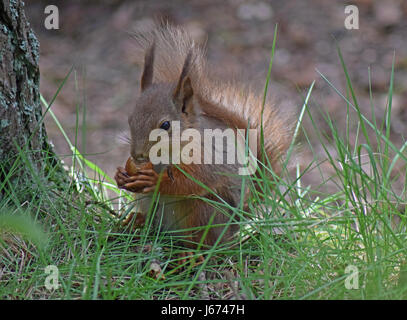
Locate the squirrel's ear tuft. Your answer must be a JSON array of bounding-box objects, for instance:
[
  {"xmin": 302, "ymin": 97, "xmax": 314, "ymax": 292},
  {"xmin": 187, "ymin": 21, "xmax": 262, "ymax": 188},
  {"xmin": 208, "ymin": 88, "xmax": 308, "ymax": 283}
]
[
  {"xmin": 173, "ymin": 50, "xmax": 194, "ymax": 114},
  {"xmin": 140, "ymin": 41, "xmax": 155, "ymax": 92}
]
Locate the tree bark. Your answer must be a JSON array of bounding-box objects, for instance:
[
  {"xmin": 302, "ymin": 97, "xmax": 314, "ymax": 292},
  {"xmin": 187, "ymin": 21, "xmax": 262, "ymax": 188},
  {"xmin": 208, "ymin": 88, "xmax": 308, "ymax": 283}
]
[{"xmin": 0, "ymin": 0, "xmax": 57, "ymax": 198}]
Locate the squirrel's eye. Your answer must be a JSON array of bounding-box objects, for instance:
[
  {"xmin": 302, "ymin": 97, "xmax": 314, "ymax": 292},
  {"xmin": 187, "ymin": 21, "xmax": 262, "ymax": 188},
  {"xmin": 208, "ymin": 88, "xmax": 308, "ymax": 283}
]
[{"xmin": 160, "ymin": 121, "xmax": 171, "ymax": 130}]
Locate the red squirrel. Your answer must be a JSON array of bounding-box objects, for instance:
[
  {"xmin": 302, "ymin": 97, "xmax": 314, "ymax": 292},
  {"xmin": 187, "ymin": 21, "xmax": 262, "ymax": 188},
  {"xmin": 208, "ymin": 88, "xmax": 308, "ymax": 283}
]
[{"xmin": 115, "ymin": 24, "xmax": 292, "ymax": 248}]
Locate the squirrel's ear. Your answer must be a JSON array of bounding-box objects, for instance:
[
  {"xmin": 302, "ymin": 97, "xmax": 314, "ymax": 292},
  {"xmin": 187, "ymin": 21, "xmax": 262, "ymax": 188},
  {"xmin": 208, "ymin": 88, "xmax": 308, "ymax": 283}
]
[
  {"xmin": 140, "ymin": 41, "xmax": 155, "ymax": 92},
  {"xmin": 173, "ymin": 51, "xmax": 194, "ymax": 114}
]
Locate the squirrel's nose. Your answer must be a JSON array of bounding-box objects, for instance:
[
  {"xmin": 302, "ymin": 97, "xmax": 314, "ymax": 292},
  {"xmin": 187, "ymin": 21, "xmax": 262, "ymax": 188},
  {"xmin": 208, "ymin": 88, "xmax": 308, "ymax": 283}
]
[
  {"xmin": 130, "ymin": 144, "xmax": 149, "ymax": 162},
  {"xmin": 132, "ymin": 153, "xmax": 149, "ymax": 162}
]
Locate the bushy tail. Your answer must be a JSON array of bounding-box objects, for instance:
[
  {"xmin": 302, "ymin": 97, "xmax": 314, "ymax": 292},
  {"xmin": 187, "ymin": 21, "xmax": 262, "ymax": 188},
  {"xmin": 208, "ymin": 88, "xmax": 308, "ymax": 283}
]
[{"xmin": 132, "ymin": 23, "xmax": 293, "ymax": 172}]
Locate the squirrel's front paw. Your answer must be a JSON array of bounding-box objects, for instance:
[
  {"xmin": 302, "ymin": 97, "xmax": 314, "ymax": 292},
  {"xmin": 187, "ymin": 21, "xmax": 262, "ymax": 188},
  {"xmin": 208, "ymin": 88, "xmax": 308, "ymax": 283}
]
[
  {"xmin": 114, "ymin": 167, "xmax": 149, "ymax": 193},
  {"xmin": 124, "ymin": 168, "xmax": 159, "ymax": 193},
  {"xmin": 115, "ymin": 167, "xmax": 129, "ymax": 189}
]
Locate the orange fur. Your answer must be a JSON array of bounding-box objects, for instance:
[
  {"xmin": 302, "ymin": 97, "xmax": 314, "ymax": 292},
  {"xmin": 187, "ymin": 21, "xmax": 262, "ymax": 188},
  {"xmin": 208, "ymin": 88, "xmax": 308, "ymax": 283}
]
[{"xmin": 117, "ymin": 23, "xmax": 293, "ymax": 247}]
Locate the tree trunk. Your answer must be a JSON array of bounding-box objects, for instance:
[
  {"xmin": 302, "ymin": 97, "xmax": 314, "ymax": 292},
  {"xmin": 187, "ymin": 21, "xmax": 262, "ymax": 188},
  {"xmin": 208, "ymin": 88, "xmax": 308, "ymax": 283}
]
[{"xmin": 0, "ymin": 0, "xmax": 57, "ymax": 199}]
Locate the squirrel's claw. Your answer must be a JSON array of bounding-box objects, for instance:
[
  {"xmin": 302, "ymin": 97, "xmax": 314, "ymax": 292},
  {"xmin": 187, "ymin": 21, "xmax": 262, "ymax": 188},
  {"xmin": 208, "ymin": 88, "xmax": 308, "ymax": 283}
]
[
  {"xmin": 116, "ymin": 168, "xmax": 169, "ymax": 194},
  {"xmin": 124, "ymin": 179, "xmax": 155, "ymax": 191},
  {"xmin": 126, "ymin": 170, "xmax": 159, "ymax": 193},
  {"xmin": 115, "ymin": 166, "xmax": 159, "ymax": 193},
  {"xmin": 138, "ymin": 169, "xmax": 172, "ymax": 193},
  {"xmin": 115, "ymin": 167, "xmax": 129, "ymax": 189},
  {"xmin": 136, "ymin": 169, "xmax": 157, "ymax": 177}
]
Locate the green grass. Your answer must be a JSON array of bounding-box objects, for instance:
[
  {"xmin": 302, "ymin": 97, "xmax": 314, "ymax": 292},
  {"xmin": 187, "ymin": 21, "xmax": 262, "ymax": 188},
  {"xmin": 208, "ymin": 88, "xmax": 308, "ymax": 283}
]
[{"xmin": 1, "ymin": 42, "xmax": 407, "ymax": 299}]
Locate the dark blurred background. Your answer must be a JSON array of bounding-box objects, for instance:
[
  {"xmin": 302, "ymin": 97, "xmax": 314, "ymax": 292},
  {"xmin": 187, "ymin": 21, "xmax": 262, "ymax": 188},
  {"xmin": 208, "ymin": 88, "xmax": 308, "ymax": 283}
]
[{"xmin": 25, "ymin": 0, "xmax": 407, "ymax": 191}]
